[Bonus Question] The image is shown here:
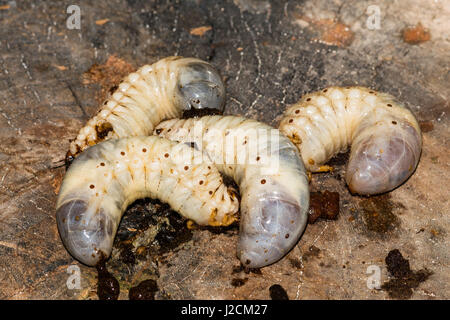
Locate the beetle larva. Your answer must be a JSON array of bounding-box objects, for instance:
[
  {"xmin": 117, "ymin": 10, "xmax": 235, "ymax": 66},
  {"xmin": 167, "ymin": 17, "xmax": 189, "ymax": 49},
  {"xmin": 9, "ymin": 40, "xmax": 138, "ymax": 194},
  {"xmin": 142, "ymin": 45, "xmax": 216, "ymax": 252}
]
[
  {"xmin": 67, "ymin": 56, "xmax": 225, "ymax": 161},
  {"xmin": 56, "ymin": 136, "xmax": 239, "ymax": 266},
  {"xmin": 279, "ymin": 86, "xmax": 422, "ymax": 195},
  {"xmin": 155, "ymin": 116, "xmax": 310, "ymax": 268}
]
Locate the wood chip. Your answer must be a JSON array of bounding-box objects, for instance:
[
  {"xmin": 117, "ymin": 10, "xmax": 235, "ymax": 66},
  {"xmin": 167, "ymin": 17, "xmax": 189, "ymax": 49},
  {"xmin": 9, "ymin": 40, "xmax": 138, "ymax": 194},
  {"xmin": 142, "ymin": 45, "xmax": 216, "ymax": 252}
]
[
  {"xmin": 190, "ymin": 26, "xmax": 212, "ymax": 36},
  {"xmin": 95, "ymin": 19, "xmax": 110, "ymax": 26}
]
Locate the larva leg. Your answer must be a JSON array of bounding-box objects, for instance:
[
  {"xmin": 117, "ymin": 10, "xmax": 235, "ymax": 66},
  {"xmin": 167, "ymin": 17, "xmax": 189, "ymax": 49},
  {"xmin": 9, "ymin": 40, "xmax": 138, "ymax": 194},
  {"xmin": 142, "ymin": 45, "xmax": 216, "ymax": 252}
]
[
  {"xmin": 67, "ymin": 57, "xmax": 225, "ymax": 161},
  {"xmin": 56, "ymin": 136, "xmax": 238, "ymax": 266},
  {"xmin": 155, "ymin": 116, "xmax": 310, "ymax": 268},
  {"xmin": 279, "ymin": 87, "xmax": 422, "ymax": 195}
]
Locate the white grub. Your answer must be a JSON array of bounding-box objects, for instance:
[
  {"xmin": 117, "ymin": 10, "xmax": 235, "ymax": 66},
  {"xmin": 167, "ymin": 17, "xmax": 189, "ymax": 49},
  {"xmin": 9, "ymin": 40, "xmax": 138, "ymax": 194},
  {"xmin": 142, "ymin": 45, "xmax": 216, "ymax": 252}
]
[
  {"xmin": 279, "ymin": 86, "xmax": 422, "ymax": 195},
  {"xmin": 67, "ymin": 56, "xmax": 225, "ymax": 159},
  {"xmin": 56, "ymin": 136, "xmax": 238, "ymax": 266},
  {"xmin": 155, "ymin": 115, "xmax": 310, "ymax": 268}
]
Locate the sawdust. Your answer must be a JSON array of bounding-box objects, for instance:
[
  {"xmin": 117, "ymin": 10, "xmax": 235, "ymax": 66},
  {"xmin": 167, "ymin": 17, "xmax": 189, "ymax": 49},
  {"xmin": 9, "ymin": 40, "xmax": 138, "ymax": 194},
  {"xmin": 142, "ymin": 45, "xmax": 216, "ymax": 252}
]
[
  {"xmin": 82, "ymin": 55, "xmax": 135, "ymax": 105},
  {"xmin": 402, "ymin": 23, "xmax": 431, "ymax": 44}
]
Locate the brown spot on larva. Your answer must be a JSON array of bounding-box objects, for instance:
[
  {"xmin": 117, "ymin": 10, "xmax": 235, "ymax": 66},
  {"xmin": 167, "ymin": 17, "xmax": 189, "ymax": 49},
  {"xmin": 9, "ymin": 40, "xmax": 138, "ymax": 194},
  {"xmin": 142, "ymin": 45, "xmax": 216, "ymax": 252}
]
[
  {"xmin": 184, "ymin": 166, "xmax": 189, "ymax": 170},
  {"xmin": 261, "ymin": 179, "xmax": 266, "ymax": 184},
  {"xmin": 96, "ymin": 122, "xmax": 113, "ymax": 140},
  {"xmin": 142, "ymin": 148, "xmax": 147, "ymax": 153},
  {"xmin": 369, "ymin": 91, "xmax": 375, "ymax": 94},
  {"xmin": 100, "ymin": 162, "xmax": 105, "ymax": 166},
  {"xmin": 387, "ymin": 103, "xmax": 392, "ymax": 107},
  {"xmin": 120, "ymin": 151, "xmax": 125, "ymax": 156},
  {"xmin": 167, "ymin": 128, "xmax": 171, "ymax": 132},
  {"xmin": 289, "ymin": 119, "xmax": 294, "ymax": 123},
  {"xmin": 90, "ymin": 184, "xmax": 95, "ymax": 189},
  {"xmin": 199, "ymin": 180, "xmax": 204, "ymax": 185},
  {"xmin": 75, "ymin": 215, "xmax": 80, "ymax": 221},
  {"xmin": 392, "ymin": 121, "xmax": 397, "ymax": 125},
  {"xmin": 285, "ymin": 233, "xmax": 290, "ymax": 239},
  {"xmin": 308, "ymin": 158, "xmax": 315, "ymax": 165},
  {"xmin": 256, "ymin": 156, "xmax": 260, "ymax": 161},
  {"xmin": 402, "ymin": 22, "xmax": 431, "ymax": 45},
  {"xmin": 306, "ymin": 97, "xmax": 311, "ymax": 101},
  {"xmin": 209, "ymin": 191, "xmax": 213, "ymax": 195},
  {"xmin": 208, "ymin": 166, "xmax": 211, "ymax": 169},
  {"xmin": 323, "ymin": 89, "xmax": 328, "ymax": 93},
  {"xmin": 295, "ymin": 109, "xmax": 300, "ymax": 114},
  {"xmin": 108, "ymin": 85, "xmax": 118, "ymax": 94},
  {"xmin": 245, "ymin": 259, "xmax": 251, "ymax": 265},
  {"xmin": 164, "ymin": 153, "xmax": 169, "ymax": 158}
]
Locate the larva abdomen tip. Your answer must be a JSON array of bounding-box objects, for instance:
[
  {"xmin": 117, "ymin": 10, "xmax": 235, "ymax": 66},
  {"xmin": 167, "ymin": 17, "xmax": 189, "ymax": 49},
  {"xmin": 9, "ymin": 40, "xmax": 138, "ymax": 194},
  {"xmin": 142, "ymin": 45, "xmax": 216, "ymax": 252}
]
[
  {"xmin": 238, "ymin": 194, "xmax": 307, "ymax": 268},
  {"xmin": 56, "ymin": 199, "xmax": 116, "ymax": 266},
  {"xmin": 346, "ymin": 125, "xmax": 421, "ymax": 195},
  {"xmin": 177, "ymin": 61, "xmax": 225, "ymax": 111}
]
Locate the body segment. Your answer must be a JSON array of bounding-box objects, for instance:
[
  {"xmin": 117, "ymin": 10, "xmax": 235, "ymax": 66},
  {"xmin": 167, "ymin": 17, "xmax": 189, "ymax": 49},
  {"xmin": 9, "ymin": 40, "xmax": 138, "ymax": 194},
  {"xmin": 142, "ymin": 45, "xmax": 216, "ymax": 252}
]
[
  {"xmin": 279, "ymin": 87, "xmax": 422, "ymax": 195},
  {"xmin": 155, "ymin": 115, "xmax": 310, "ymax": 268}
]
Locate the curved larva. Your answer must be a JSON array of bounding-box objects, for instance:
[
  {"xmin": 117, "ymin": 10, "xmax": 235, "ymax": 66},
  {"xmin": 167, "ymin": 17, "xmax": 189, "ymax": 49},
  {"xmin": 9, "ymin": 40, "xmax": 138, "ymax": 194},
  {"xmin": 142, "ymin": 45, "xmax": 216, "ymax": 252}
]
[
  {"xmin": 279, "ymin": 86, "xmax": 422, "ymax": 195},
  {"xmin": 154, "ymin": 116, "xmax": 310, "ymax": 268},
  {"xmin": 56, "ymin": 136, "xmax": 239, "ymax": 266},
  {"xmin": 67, "ymin": 56, "xmax": 225, "ymax": 160}
]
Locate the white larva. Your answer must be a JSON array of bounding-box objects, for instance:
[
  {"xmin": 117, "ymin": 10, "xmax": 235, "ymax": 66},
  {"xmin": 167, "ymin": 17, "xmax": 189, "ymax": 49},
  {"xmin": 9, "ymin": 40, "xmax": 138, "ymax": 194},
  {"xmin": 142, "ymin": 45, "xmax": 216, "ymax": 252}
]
[
  {"xmin": 56, "ymin": 136, "xmax": 239, "ymax": 266},
  {"xmin": 67, "ymin": 56, "xmax": 225, "ymax": 160},
  {"xmin": 155, "ymin": 115, "xmax": 310, "ymax": 268},
  {"xmin": 279, "ymin": 86, "xmax": 422, "ymax": 195}
]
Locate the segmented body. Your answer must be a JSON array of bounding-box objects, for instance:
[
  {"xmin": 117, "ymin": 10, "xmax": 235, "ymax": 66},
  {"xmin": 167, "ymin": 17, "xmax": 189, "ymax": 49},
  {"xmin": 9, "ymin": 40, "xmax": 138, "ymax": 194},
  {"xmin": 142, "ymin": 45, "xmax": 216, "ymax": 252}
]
[
  {"xmin": 56, "ymin": 136, "xmax": 239, "ymax": 266},
  {"xmin": 279, "ymin": 86, "xmax": 422, "ymax": 195},
  {"xmin": 67, "ymin": 56, "xmax": 225, "ymax": 160},
  {"xmin": 155, "ymin": 115, "xmax": 310, "ymax": 268}
]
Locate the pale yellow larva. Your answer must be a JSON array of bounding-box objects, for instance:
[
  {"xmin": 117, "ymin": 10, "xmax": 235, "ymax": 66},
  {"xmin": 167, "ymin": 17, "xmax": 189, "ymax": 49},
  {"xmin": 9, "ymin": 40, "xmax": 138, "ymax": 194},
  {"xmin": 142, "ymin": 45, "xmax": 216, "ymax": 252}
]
[
  {"xmin": 66, "ymin": 56, "xmax": 225, "ymax": 162},
  {"xmin": 56, "ymin": 136, "xmax": 239, "ymax": 266},
  {"xmin": 155, "ymin": 115, "xmax": 310, "ymax": 268},
  {"xmin": 279, "ymin": 86, "xmax": 422, "ymax": 195}
]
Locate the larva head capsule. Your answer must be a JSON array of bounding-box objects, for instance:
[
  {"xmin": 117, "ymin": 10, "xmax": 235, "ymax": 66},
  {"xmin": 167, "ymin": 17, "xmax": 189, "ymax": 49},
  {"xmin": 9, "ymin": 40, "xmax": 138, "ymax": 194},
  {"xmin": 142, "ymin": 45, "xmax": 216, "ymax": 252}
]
[
  {"xmin": 176, "ymin": 60, "xmax": 225, "ymax": 112},
  {"xmin": 56, "ymin": 199, "xmax": 117, "ymax": 266}
]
